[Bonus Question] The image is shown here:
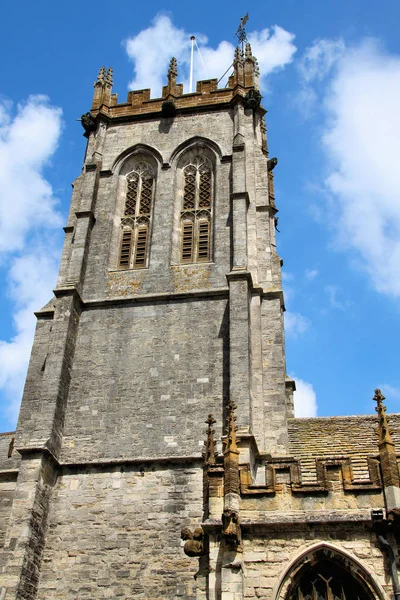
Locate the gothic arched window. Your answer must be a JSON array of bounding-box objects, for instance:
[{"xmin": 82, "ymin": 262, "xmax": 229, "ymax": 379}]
[
  {"xmin": 180, "ymin": 156, "xmax": 213, "ymax": 263},
  {"xmin": 286, "ymin": 558, "xmax": 376, "ymax": 600},
  {"xmin": 118, "ymin": 162, "xmax": 154, "ymax": 269}
]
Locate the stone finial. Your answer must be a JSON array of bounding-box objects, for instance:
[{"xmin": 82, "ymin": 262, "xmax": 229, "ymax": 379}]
[
  {"xmin": 234, "ymin": 46, "xmax": 244, "ymax": 65},
  {"xmin": 245, "ymin": 42, "xmax": 253, "ymax": 60},
  {"xmin": 168, "ymin": 57, "xmax": 178, "ymax": 80},
  {"xmin": 162, "ymin": 57, "xmax": 183, "ymax": 100},
  {"xmin": 222, "ymin": 401, "xmax": 242, "ymax": 551},
  {"xmin": 374, "ymin": 389, "xmax": 394, "ymax": 445},
  {"xmin": 92, "ymin": 66, "xmax": 114, "ymax": 110},
  {"xmin": 203, "ymin": 414, "xmax": 218, "ymax": 466},
  {"xmin": 105, "ymin": 67, "xmax": 113, "ymax": 86},
  {"xmin": 225, "ymin": 400, "xmax": 238, "ymax": 453},
  {"xmin": 95, "ymin": 66, "xmax": 113, "ymax": 87},
  {"xmin": 374, "ymin": 388, "xmax": 400, "ymax": 502},
  {"xmin": 96, "ymin": 66, "xmax": 107, "ymax": 84}
]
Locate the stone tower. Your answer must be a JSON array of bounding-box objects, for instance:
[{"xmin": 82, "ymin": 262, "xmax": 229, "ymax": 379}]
[{"xmin": 1, "ymin": 43, "xmax": 400, "ymax": 600}]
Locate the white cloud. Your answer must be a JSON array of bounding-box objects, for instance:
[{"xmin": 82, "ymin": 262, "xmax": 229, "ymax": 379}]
[
  {"xmin": 0, "ymin": 96, "xmax": 63, "ymax": 427},
  {"xmin": 297, "ymin": 38, "xmax": 345, "ymax": 117},
  {"xmin": 125, "ymin": 14, "xmax": 296, "ymax": 97},
  {"xmin": 380, "ymin": 384, "xmax": 400, "ymax": 401},
  {"xmin": 291, "ymin": 376, "xmax": 317, "ymax": 417},
  {"xmin": 282, "ymin": 271, "xmax": 294, "ymax": 282},
  {"xmin": 324, "ymin": 284, "xmax": 351, "ymax": 311},
  {"xmin": 299, "ymin": 38, "xmax": 345, "ymax": 83},
  {"xmin": 323, "ymin": 41, "xmax": 400, "ymax": 297},
  {"xmin": 248, "ymin": 25, "xmax": 297, "ymax": 84},
  {"xmin": 305, "ymin": 268, "xmax": 318, "ymax": 280},
  {"xmin": 284, "ymin": 311, "xmax": 310, "ymax": 338},
  {"xmin": 301, "ymin": 39, "xmax": 400, "ymax": 298}
]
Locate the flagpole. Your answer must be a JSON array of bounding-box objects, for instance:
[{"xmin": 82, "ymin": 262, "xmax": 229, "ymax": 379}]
[{"xmin": 189, "ymin": 36, "xmax": 195, "ymax": 93}]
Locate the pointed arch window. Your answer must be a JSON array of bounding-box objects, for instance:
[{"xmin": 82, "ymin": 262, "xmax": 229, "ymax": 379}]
[
  {"xmin": 180, "ymin": 156, "xmax": 213, "ymax": 263},
  {"xmin": 285, "ymin": 557, "xmax": 375, "ymax": 600},
  {"xmin": 118, "ymin": 162, "xmax": 154, "ymax": 269}
]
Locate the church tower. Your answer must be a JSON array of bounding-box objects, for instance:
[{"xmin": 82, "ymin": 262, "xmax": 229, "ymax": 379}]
[{"xmin": 1, "ymin": 37, "xmax": 399, "ymax": 600}]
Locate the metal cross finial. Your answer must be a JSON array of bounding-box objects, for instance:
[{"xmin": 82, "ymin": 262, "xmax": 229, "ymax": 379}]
[{"xmin": 235, "ymin": 13, "xmax": 249, "ymax": 53}]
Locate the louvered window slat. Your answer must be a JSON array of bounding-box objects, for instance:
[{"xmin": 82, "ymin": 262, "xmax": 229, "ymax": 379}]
[
  {"xmin": 197, "ymin": 220, "xmax": 210, "ymax": 261},
  {"xmin": 119, "ymin": 229, "xmax": 133, "ymax": 268},
  {"xmin": 119, "ymin": 163, "xmax": 154, "ymax": 270},
  {"xmin": 134, "ymin": 227, "xmax": 148, "ymax": 268},
  {"xmin": 181, "ymin": 222, "xmax": 194, "ymax": 263}
]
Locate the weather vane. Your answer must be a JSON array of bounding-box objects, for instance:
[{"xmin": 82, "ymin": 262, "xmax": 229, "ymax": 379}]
[{"xmin": 235, "ymin": 13, "xmax": 249, "ymax": 52}]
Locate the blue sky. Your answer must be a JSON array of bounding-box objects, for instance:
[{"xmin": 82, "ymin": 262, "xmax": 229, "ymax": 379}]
[{"xmin": 1, "ymin": 0, "xmax": 400, "ymax": 431}]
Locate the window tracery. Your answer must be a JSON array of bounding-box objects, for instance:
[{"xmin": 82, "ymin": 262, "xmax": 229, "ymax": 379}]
[
  {"xmin": 286, "ymin": 558, "xmax": 375, "ymax": 600},
  {"xmin": 180, "ymin": 155, "xmax": 213, "ymax": 263},
  {"xmin": 118, "ymin": 162, "xmax": 154, "ymax": 269}
]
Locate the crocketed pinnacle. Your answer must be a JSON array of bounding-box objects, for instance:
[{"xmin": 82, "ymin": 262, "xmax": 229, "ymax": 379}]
[
  {"xmin": 168, "ymin": 57, "xmax": 178, "ymax": 81},
  {"xmin": 374, "ymin": 388, "xmax": 394, "ymax": 445},
  {"xmin": 245, "ymin": 42, "xmax": 253, "ymax": 60},
  {"xmin": 234, "ymin": 46, "xmax": 244, "ymax": 64},
  {"xmin": 204, "ymin": 413, "xmax": 218, "ymax": 466},
  {"xmin": 225, "ymin": 400, "xmax": 238, "ymax": 453},
  {"xmin": 95, "ymin": 66, "xmax": 113, "ymax": 87}
]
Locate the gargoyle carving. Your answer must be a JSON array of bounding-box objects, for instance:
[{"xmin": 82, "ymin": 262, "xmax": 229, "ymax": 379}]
[
  {"xmin": 181, "ymin": 526, "xmax": 205, "ymax": 557},
  {"xmin": 244, "ymin": 89, "xmax": 262, "ymax": 110},
  {"xmin": 267, "ymin": 157, "xmax": 278, "ymax": 171},
  {"xmin": 222, "ymin": 509, "xmax": 242, "ymax": 550},
  {"xmin": 161, "ymin": 100, "xmax": 176, "ymax": 118},
  {"xmin": 80, "ymin": 112, "xmax": 97, "ymax": 137}
]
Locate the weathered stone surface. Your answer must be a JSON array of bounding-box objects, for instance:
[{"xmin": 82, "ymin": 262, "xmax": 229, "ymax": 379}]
[{"xmin": 0, "ymin": 47, "xmax": 397, "ymax": 600}]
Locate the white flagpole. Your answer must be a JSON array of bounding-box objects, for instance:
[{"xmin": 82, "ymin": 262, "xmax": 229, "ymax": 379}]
[{"xmin": 189, "ymin": 36, "xmax": 195, "ymax": 93}]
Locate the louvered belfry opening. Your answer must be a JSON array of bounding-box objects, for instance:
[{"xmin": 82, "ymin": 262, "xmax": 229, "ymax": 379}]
[
  {"xmin": 180, "ymin": 155, "xmax": 212, "ymax": 263},
  {"xmin": 119, "ymin": 162, "xmax": 154, "ymax": 269},
  {"xmin": 286, "ymin": 557, "xmax": 375, "ymax": 600}
]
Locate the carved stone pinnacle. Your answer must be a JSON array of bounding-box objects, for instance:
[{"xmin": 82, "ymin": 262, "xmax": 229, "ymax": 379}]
[
  {"xmin": 374, "ymin": 388, "xmax": 393, "ymax": 446},
  {"xmin": 204, "ymin": 413, "xmax": 218, "ymax": 466},
  {"xmin": 225, "ymin": 400, "xmax": 238, "ymax": 453}
]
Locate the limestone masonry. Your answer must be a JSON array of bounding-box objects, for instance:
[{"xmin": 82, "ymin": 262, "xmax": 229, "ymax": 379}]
[{"xmin": 1, "ymin": 42, "xmax": 399, "ymax": 600}]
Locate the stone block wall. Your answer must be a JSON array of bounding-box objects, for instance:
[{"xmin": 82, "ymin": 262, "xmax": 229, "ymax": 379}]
[
  {"xmin": 37, "ymin": 462, "xmax": 203, "ymax": 600},
  {"xmin": 61, "ymin": 296, "xmax": 228, "ymax": 462}
]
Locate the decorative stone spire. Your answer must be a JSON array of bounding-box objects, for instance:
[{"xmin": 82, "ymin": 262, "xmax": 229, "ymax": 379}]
[
  {"xmin": 92, "ymin": 66, "xmax": 114, "ymax": 110},
  {"xmin": 162, "ymin": 57, "xmax": 183, "ymax": 101},
  {"xmin": 168, "ymin": 57, "xmax": 178, "ymax": 82},
  {"xmin": 223, "ymin": 400, "xmax": 242, "ymax": 551},
  {"xmin": 230, "ymin": 43, "xmax": 260, "ymax": 91},
  {"xmin": 374, "ymin": 388, "xmax": 400, "ymax": 509},
  {"xmin": 225, "ymin": 400, "xmax": 238, "ymax": 454},
  {"xmin": 375, "ymin": 389, "xmax": 394, "ymax": 445},
  {"xmin": 204, "ymin": 414, "xmax": 218, "ymax": 466},
  {"xmin": 245, "ymin": 42, "xmax": 252, "ymax": 60},
  {"xmin": 96, "ymin": 66, "xmax": 107, "ymax": 83}
]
